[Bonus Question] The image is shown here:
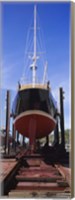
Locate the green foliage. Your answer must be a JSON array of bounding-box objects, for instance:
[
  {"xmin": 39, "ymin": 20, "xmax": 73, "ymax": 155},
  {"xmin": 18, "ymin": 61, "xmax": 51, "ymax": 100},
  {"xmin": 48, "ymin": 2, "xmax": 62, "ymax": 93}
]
[
  {"xmin": 39, "ymin": 129, "xmax": 70, "ymax": 145},
  {"xmin": 64, "ymin": 129, "xmax": 70, "ymax": 144}
]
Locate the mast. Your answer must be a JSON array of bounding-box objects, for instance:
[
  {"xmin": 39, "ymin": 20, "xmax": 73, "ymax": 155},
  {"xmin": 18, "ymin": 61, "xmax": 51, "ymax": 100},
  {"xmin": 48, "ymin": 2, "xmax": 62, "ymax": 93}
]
[
  {"xmin": 33, "ymin": 5, "xmax": 37, "ymax": 86},
  {"xmin": 30, "ymin": 5, "xmax": 37, "ymax": 86}
]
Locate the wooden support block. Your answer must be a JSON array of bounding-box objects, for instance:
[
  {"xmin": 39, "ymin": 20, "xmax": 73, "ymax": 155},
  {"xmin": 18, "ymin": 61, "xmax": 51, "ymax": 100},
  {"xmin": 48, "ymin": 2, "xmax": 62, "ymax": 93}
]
[{"xmin": 15, "ymin": 181, "xmax": 66, "ymax": 191}]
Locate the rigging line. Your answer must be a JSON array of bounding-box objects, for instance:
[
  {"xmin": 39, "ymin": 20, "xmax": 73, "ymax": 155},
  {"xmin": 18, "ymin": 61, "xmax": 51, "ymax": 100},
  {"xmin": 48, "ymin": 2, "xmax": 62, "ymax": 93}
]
[
  {"xmin": 25, "ymin": 32, "xmax": 33, "ymax": 55},
  {"xmin": 37, "ymin": 18, "xmax": 48, "ymax": 83},
  {"xmin": 23, "ymin": 35, "xmax": 32, "ymax": 74},
  {"xmin": 37, "ymin": 12, "xmax": 47, "ymax": 60},
  {"xmin": 37, "ymin": 36, "xmax": 45, "ymax": 67},
  {"xmin": 35, "ymin": 13, "xmax": 46, "ymax": 73},
  {"xmin": 23, "ymin": 36, "xmax": 33, "ymax": 76},
  {"xmin": 37, "ymin": 38, "xmax": 45, "ymax": 79},
  {"xmin": 32, "ymin": 4, "xmax": 37, "ymax": 85},
  {"xmin": 38, "ymin": 27, "xmax": 47, "ymax": 63},
  {"xmin": 25, "ymin": 58, "xmax": 32, "ymax": 75},
  {"xmin": 25, "ymin": 60, "xmax": 31, "ymax": 76},
  {"xmin": 21, "ymin": 18, "xmax": 33, "ymax": 79},
  {"xmin": 36, "ymin": 37, "xmax": 46, "ymax": 83},
  {"xmin": 37, "ymin": 12, "xmax": 48, "ymax": 73},
  {"xmin": 26, "ymin": 62, "xmax": 32, "ymax": 83},
  {"xmin": 24, "ymin": 36, "xmax": 33, "ymax": 69},
  {"xmin": 24, "ymin": 17, "xmax": 33, "ymax": 55},
  {"xmin": 23, "ymin": 9, "xmax": 37, "ymax": 81},
  {"xmin": 21, "ymin": 35, "xmax": 33, "ymax": 80}
]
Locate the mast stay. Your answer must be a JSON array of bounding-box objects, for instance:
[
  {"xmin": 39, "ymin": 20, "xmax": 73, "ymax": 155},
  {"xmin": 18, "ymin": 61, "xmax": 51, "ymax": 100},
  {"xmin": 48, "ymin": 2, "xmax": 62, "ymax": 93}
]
[
  {"xmin": 30, "ymin": 5, "xmax": 37, "ymax": 86},
  {"xmin": 21, "ymin": 5, "xmax": 48, "ymax": 86}
]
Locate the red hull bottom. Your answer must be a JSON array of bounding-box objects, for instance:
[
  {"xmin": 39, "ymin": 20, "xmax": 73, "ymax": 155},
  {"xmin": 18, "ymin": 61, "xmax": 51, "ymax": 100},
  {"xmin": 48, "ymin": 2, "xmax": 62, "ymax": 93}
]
[{"xmin": 14, "ymin": 110, "xmax": 56, "ymax": 139}]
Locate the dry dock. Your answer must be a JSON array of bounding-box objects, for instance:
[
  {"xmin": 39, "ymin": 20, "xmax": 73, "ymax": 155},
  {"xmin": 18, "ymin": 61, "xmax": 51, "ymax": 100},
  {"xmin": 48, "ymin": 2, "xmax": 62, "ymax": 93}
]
[{"xmin": 0, "ymin": 88, "xmax": 71, "ymax": 198}]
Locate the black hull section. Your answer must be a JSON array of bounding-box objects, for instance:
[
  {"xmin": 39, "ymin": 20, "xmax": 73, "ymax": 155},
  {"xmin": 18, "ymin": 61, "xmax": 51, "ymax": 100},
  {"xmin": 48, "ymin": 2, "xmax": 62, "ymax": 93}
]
[
  {"xmin": 12, "ymin": 88, "xmax": 57, "ymax": 119},
  {"xmin": 12, "ymin": 87, "xmax": 57, "ymax": 138}
]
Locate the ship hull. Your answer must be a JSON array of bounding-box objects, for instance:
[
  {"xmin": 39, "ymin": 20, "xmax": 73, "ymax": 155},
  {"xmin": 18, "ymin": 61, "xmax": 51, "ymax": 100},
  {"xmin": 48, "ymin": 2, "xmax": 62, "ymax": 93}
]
[
  {"xmin": 12, "ymin": 87, "xmax": 57, "ymax": 139},
  {"xmin": 13, "ymin": 110, "xmax": 56, "ymax": 139}
]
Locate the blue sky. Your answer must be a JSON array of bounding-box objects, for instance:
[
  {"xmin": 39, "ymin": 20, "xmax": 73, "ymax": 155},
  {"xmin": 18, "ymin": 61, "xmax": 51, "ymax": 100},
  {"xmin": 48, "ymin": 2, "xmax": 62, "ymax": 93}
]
[{"xmin": 1, "ymin": 2, "xmax": 71, "ymax": 130}]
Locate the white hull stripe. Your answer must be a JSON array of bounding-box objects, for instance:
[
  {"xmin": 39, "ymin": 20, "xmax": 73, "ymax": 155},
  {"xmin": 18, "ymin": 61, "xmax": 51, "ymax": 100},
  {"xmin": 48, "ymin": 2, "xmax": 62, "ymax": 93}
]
[{"xmin": 13, "ymin": 110, "xmax": 56, "ymax": 124}]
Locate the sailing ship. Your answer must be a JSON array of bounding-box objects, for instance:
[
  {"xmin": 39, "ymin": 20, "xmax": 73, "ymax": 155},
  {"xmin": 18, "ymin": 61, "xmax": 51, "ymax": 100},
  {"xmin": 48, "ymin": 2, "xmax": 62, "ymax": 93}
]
[{"xmin": 12, "ymin": 5, "xmax": 57, "ymax": 150}]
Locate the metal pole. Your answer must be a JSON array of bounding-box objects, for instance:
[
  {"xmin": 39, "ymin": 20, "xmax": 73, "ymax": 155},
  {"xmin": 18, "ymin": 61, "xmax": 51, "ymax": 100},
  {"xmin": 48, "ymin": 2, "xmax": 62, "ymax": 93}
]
[
  {"xmin": 12, "ymin": 124, "xmax": 16, "ymax": 151},
  {"xmin": 54, "ymin": 119, "xmax": 59, "ymax": 146},
  {"xmin": 5, "ymin": 90, "xmax": 10, "ymax": 154},
  {"xmin": 46, "ymin": 135, "xmax": 49, "ymax": 146},
  {"xmin": 17, "ymin": 131, "xmax": 19, "ymax": 144},
  {"xmin": 23, "ymin": 136, "xmax": 25, "ymax": 146},
  {"xmin": 59, "ymin": 87, "xmax": 65, "ymax": 149}
]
